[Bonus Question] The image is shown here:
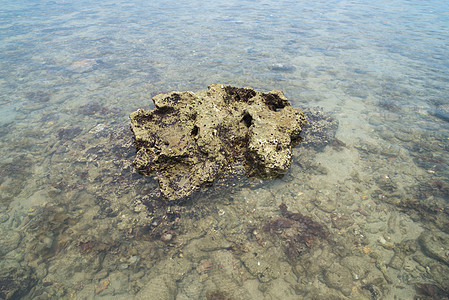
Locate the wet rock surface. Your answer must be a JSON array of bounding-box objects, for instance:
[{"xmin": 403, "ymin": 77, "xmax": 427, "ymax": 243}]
[{"xmin": 130, "ymin": 84, "xmax": 308, "ymax": 201}]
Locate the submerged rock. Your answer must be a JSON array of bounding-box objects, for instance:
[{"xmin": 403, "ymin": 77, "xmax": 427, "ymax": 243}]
[
  {"xmin": 432, "ymin": 104, "xmax": 449, "ymax": 122},
  {"xmin": 67, "ymin": 58, "xmax": 99, "ymax": 73},
  {"xmin": 300, "ymin": 107, "xmax": 339, "ymax": 150},
  {"xmin": 323, "ymin": 262, "xmax": 353, "ymax": 297},
  {"xmin": 130, "ymin": 84, "xmax": 307, "ymax": 201},
  {"xmin": 419, "ymin": 231, "xmax": 449, "ymax": 267},
  {"xmin": 26, "ymin": 91, "xmax": 51, "ymax": 103},
  {"xmin": 0, "ymin": 261, "xmax": 36, "ymax": 300},
  {"xmin": 269, "ymin": 63, "xmax": 296, "ymax": 72}
]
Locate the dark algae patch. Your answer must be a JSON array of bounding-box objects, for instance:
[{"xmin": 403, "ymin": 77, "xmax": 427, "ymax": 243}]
[{"xmin": 263, "ymin": 203, "xmax": 328, "ymax": 259}]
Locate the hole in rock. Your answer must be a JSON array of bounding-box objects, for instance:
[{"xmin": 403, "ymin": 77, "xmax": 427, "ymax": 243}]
[
  {"xmin": 241, "ymin": 113, "xmax": 253, "ymax": 128},
  {"xmin": 191, "ymin": 126, "xmax": 199, "ymax": 136}
]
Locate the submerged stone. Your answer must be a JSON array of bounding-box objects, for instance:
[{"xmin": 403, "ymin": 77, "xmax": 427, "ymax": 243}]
[
  {"xmin": 269, "ymin": 63, "xmax": 296, "ymax": 72},
  {"xmin": 130, "ymin": 84, "xmax": 307, "ymax": 201},
  {"xmin": 0, "ymin": 261, "xmax": 36, "ymax": 300},
  {"xmin": 419, "ymin": 231, "xmax": 449, "ymax": 267},
  {"xmin": 300, "ymin": 107, "xmax": 338, "ymax": 150},
  {"xmin": 432, "ymin": 104, "xmax": 449, "ymax": 122}
]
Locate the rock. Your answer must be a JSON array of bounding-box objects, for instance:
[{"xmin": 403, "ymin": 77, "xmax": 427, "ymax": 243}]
[
  {"xmin": 413, "ymin": 254, "xmax": 449, "ymax": 294},
  {"xmin": 67, "ymin": 58, "xmax": 99, "ymax": 73},
  {"xmin": 0, "ymin": 229, "xmax": 22, "ymax": 256},
  {"xmin": 160, "ymin": 232, "xmax": 173, "ymax": 243},
  {"xmin": 415, "ymin": 283, "xmax": 449, "ymax": 299},
  {"xmin": 0, "ymin": 213, "xmax": 10, "ymax": 224},
  {"xmin": 419, "ymin": 231, "xmax": 449, "ymax": 267},
  {"xmin": 341, "ymin": 256, "xmax": 381, "ymax": 281},
  {"xmin": 323, "ymin": 262, "xmax": 354, "ymax": 296},
  {"xmin": 134, "ymin": 274, "xmax": 176, "ymax": 300},
  {"xmin": 130, "ymin": 84, "xmax": 307, "ymax": 201},
  {"xmin": 0, "ymin": 260, "xmax": 36, "ymax": 300},
  {"xmin": 269, "ymin": 63, "xmax": 296, "ymax": 72},
  {"xmin": 388, "ymin": 240, "xmax": 418, "ymax": 270},
  {"xmin": 431, "ymin": 104, "xmax": 449, "ymax": 122},
  {"xmin": 240, "ymin": 246, "xmax": 281, "ymax": 283},
  {"xmin": 299, "ymin": 107, "xmax": 338, "ymax": 150},
  {"xmin": 57, "ymin": 127, "xmax": 82, "ymax": 140},
  {"xmin": 26, "ymin": 91, "xmax": 51, "ymax": 103}
]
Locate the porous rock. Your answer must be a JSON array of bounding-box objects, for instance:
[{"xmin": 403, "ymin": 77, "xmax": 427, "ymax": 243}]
[{"xmin": 130, "ymin": 84, "xmax": 307, "ymax": 201}]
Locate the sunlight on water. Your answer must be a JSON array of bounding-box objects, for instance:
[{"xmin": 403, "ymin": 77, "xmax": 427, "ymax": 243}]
[{"xmin": 0, "ymin": 0, "xmax": 448, "ymax": 299}]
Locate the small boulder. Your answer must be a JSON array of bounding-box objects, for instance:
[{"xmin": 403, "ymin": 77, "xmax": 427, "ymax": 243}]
[{"xmin": 130, "ymin": 84, "xmax": 307, "ymax": 201}]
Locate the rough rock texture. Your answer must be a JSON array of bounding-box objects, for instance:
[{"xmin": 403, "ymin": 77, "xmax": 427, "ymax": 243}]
[{"xmin": 130, "ymin": 84, "xmax": 307, "ymax": 201}]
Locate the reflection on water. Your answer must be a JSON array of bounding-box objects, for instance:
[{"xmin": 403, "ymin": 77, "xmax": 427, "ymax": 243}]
[{"xmin": 1, "ymin": 0, "xmax": 448, "ymax": 299}]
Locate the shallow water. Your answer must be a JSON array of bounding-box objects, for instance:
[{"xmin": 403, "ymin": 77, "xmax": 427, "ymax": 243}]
[{"xmin": 1, "ymin": 0, "xmax": 449, "ymax": 299}]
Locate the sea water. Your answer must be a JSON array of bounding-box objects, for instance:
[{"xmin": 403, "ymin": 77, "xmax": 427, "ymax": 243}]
[{"xmin": 0, "ymin": 0, "xmax": 448, "ymax": 299}]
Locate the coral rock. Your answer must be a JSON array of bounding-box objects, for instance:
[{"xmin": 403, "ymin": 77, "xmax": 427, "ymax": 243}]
[{"xmin": 130, "ymin": 84, "xmax": 307, "ymax": 201}]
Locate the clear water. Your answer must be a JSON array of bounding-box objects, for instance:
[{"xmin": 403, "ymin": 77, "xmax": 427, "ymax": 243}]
[{"xmin": 1, "ymin": 0, "xmax": 448, "ymax": 299}]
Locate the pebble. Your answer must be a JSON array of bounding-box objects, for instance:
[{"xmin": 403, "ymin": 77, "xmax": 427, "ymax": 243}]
[
  {"xmin": 378, "ymin": 237, "xmax": 394, "ymax": 250},
  {"xmin": 160, "ymin": 233, "xmax": 173, "ymax": 242},
  {"xmin": 129, "ymin": 255, "xmax": 139, "ymax": 265}
]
